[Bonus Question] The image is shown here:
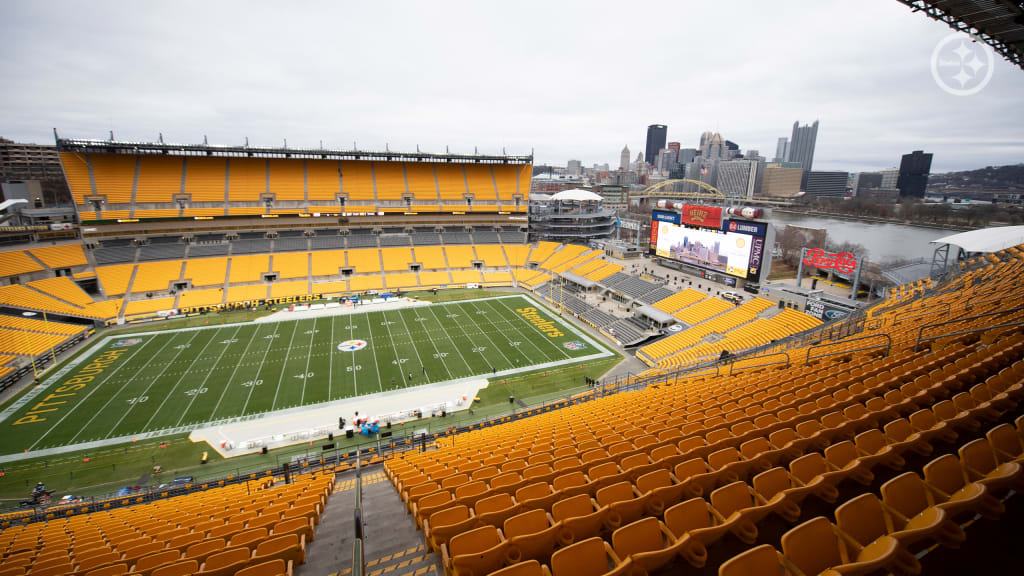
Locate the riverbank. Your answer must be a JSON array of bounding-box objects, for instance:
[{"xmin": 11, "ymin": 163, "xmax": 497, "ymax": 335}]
[{"xmin": 772, "ymin": 209, "xmax": 976, "ymax": 232}]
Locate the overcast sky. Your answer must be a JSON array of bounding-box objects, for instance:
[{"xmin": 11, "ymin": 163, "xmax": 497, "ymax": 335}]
[{"xmin": 1, "ymin": 1, "xmax": 1021, "ymax": 173}]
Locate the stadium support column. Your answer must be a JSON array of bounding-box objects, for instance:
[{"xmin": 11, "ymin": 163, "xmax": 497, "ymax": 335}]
[
  {"xmin": 795, "ymin": 248, "xmax": 806, "ymax": 287},
  {"xmin": 850, "ymin": 259, "xmax": 862, "ymax": 301}
]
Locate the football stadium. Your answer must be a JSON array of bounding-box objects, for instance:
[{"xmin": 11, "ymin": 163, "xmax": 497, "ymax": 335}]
[
  {"xmin": 2, "ymin": 2, "xmax": 1024, "ymax": 574},
  {"xmin": 2, "ymin": 136, "xmax": 1024, "ymax": 576}
]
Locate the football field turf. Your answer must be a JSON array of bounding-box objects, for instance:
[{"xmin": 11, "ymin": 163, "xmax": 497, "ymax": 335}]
[{"xmin": 0, "ymin": 295, "xmax": 608, "ymax": 456}]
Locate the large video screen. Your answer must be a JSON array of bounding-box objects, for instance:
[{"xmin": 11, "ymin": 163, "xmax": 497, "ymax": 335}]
[{"xmin": 650, "ymin": 210, "xmax": 766, "ymax": 280}]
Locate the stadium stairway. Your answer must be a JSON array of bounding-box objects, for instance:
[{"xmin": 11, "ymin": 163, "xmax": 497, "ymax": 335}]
[
  {"xmin": 312, "ymin": 468, "xmax": 442, "ymax": 576},
  {"xmin": 359, "ymin": 473, "xmax": 442, "ymax": 576}
]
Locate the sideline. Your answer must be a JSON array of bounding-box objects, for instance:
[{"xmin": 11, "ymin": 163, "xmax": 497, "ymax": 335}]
[{"xmin": 0, "ymin": 294, "xmax": 611, "ymax": 463}]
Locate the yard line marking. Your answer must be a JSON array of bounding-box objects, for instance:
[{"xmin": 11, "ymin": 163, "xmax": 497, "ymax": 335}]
[
  {"xmin": 462, "ymin": 300, "xmax": 530, "ymax": 364},
  {"xmin": 175, "ymin": 325, "xmax": 242, "ymax": 427},
  {"xmin": 269, "ymin": 320, "xmax": 300, "ymax": 411},
  {"xmin": 349, "ymin": 315, "xmax": 359, "ymax": 397},
  {"xmin": 107, "ymin": 329, "xmax": 213, "ymax": 438},
  {"xmin": 450, "ymin": 302, "xmax": 515, "ymax": 367},
  {"xmin": 391, "ymin": 309, "xmax": 429, "ymax": 383},
  {"xmin": 403, "ymin": 308, "xmax": 452, "ymax": 381},
  {"xmin": 379, "ymin": 309, "xmax": 406, "ymax": 388},
  {"xmin": 300, "ymin": 318, "xmax": 318, "ymax": 405},
  {"xmin": 209, "ymin": 323, "xmax": 263, "ymax": 419},
  {"xmin": 328, "ymin": 314, "xmax": 335, "ymax": 400},
  {"xmin": 485, "ymin": 297, "xmax": 571, "ymax": 359},
  {"xmin": 136, "ymin": 325, "xmax": 226, "ymax": 432},
  {"xmin": 425, "ymin": 304, "xmax": 474, "ymax": 374},
  {"xmin": 31, "ymin": 334, "xmax": 170, "ymax": 450},
  {"xmin": 364, "ymin": 309, "xmax": 384, "ymax": 394},
  {"xmin": 242, "ymin": 322, "xmax": 282, "ymax": 415}
]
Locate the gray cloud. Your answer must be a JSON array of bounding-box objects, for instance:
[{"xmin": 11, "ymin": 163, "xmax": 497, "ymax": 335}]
[{"xmin": 1, "ymin": 0, "xmax": 1021, "ymax": 173}]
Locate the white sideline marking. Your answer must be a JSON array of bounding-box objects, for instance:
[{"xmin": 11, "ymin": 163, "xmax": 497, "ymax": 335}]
[{"xmin": 2, "ymin": 294, "xmax": 612, "ymax": 462}]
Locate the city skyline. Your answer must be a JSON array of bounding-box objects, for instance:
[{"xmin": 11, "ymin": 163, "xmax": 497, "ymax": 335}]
[{"xmin": 1, "ymin": 1, "xmax": 1022, "ymax": 174}]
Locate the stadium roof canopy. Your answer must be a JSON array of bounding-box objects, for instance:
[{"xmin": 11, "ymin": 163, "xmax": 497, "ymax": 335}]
[
  {"xmin": 931, "ymin": 225, "xmax": 1024, "ymax": 252},
  {"xmin": 54, "ymin": 136, "xmax": 533, "ymax": 164},
  {"xmin": 635, "ymin": 304, "xmax": 675, "ymax": 325},
  {"xmin": 550, "ymin": 189, "xmax": 603, "ymax": 202},
  {"xmin": 895, "ymin": 0, "xmax": 1024, "ymax": 70}
]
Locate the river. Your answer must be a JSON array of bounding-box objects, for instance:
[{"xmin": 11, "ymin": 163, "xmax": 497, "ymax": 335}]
[{"xmin": 767, "ymin": 211, "xmax": 958, "ymax": 262}]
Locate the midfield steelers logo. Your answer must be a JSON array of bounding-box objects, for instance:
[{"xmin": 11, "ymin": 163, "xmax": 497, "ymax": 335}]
[{"xmin": 338, "ymin": 340, "xmax": 367, "ymax": 352}]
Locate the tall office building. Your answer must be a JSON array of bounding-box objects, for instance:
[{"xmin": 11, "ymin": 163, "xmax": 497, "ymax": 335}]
[
  {"xmin": 634, "ymin": 152, "xmax": 646, "ymax": 174},
  {"xmin": 701, "ymin": 132, "xmax": 726, "ymax": 162},
  {"xmin": 804, "ymin": 171, "xmax": 849, "ymax": 198},
  {"xmin": 760, "ymin": 162, "xmax": 803, "ymax": 197},
  {"xmin": 645, "ymin": 125, "xmax": 667, "ymax": 167},
  {"xmin": 716, "ymin": 160, "xmax": 759, "ymax": 198},
  {"xmin": 774, "ymin": 137, "xmax": 790, "ymax": 162},
  {"xmin": 619, "ymin": 145, "xmax": 630, "ymax": 171},
  {"xmin": 853, "ymin": 172, "xmax": 883, "ymax": 196},
  {"xmin": 788, "ymin": 120, "xmax": 819, "ymax": 171},
  {"xmin": 880, "ymin": 168, "xmax": 899, "ymax": 188},
  {"xmin": 667, "ymin": 141, "xmax": 680, "ymax": 152},
  {"xmin": 677, "ymin": 148, "xmax": 697, "ymax": 165},
  {"xmin": 896, "ymin": 150, "xmax": 933, "ymax": 198},
  {"xmin": 725, "ymin": 140, "xmax": 740, "ymax": 160},
  {"xmin": 566, "ymin": 159, "xmax": 582, "ymax": 176},
  {"xmin": 699, "ymin": 131, "xmax": 713, "ymax": 151},
  {"xmin": 656, "ymin": 148, "xmax": 678, "ymax": 175}
]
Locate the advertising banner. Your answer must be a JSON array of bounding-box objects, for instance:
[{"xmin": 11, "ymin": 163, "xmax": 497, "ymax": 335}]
[{"xmin": 680, "ymin": 205, "xmax": 722, "ymax": 229}]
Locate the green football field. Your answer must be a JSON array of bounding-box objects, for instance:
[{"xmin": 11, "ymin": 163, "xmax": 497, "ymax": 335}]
[{"xmin": 0, "ymin": 295, "xmax": 608, "ymax": 456}]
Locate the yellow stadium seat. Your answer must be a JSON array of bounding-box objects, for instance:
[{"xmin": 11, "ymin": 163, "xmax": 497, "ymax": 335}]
[{"xmin": 229, "ymin": 254, "xmax": 270, "ymax": 283}]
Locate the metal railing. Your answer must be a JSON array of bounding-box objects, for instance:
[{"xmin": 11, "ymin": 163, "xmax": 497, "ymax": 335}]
[
  {"xmin": 914, "ymin": 306, "xmax": 1024, "ymax": 352},
  {"xmin": 805, "ymin": 334, "xmax": 891, "ymax": 366},
  {"xmin": 352, "ymin": 460, "xmax": 365, "ymax": 576}
]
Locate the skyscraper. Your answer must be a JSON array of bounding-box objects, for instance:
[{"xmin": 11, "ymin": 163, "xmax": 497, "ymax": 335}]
[
  {"xmin": 774, "ymin": 137, "xmax": 790, "ymax": 162},
  {"xmin": 645, "ymin": 125, "xmax": 667, "ymax": 167},
  {"xmin": 788, "ymin": 120, "xmax": 819, "ymax": 171},
  {"xmin": 725, "ymin": 140, "xmax": 740, "ymax": 160},
  {"xmin": 656, "ymin": 148, "xmax": 678, "ymax": 175},
  {"xmin": 619, "ymin": 145, "xmax": 630, "ymax": 171},
  {"xmin": 701, "ymin": 132, "xmax": 726, "ymax": 162},
  {"xmin": 896, "ymin": 150, "xmax": 933, "ymax": 198},
  {"xmin": 699, "ymin": 131, "xmax": 713, "ymax": 151},
  {"xmin": 567, "ymin": 159, "xmax": 582, "ymax": 176},
  {"xmin": 677, "ymin": 149, "xmax": 697, "ymax": 165},
  {"xmin": 716, "ymin": 160, "xmax": 759, "ymax": 198}
]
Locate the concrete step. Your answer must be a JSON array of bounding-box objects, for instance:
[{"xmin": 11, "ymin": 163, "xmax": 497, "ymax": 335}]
[
  {"xmin": 312, "ymin": 467, "xmax": 441, "ymax": 576},
  {"xmin": 365, "ymin": 545, "xmax": 439, "ymax": 576},
  {"xmin": 299, "ymin": 470, "xmax": 353, "ymax": 576}
]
